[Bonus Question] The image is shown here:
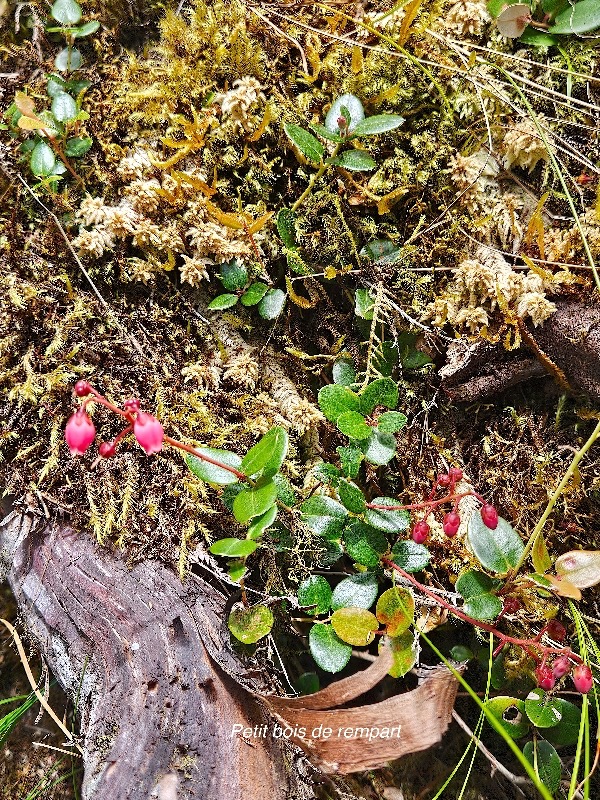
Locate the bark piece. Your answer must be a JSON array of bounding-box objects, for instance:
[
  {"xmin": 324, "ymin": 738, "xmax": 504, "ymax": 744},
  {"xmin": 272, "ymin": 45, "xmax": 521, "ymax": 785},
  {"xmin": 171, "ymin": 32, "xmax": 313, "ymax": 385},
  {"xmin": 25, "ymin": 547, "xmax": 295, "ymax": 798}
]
[
  {"xmin": 0, "ymin": 512, "xmax": 311, "ymax": 800},
  {"xmin": 441, "ymin": 299, "xmax": 600, "ymax": 402}
]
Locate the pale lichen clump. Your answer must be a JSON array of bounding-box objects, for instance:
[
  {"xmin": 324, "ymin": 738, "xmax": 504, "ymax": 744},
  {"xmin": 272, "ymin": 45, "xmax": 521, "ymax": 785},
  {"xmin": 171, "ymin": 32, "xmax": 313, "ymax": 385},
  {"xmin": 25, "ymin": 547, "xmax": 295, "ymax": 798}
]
[
  {"xmin": 424, "ymin": 246, "xmax": 576, "ymax": 334},
  {"xmin": 502, "ymin": 117, "xmax": 552, "ymax": 173},
  {"xmin": 214, "ymin": 76, "xmax": 266, "ymax": 132},
  {"xmin": 544, "ymin": 209, "xmax": 600, "ymax": 264},
  {"xmin": 444, "ymin": 0, "xmax": 490, "ymax": 37}
]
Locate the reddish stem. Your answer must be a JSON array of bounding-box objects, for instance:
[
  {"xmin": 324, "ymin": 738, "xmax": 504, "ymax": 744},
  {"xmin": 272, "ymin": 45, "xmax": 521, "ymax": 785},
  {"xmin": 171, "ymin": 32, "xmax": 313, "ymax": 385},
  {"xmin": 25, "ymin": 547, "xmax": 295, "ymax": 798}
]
[
  {"xmin": 163, "ymin": 435, "xmax": 248, "ymax": 481},
  {"xmin": 367, "ymin": 491, "xmax": 485, "ymax": 512},
  {"xmin": 382, "ymin": 558, "xmax": 582, "ymax": 664}
]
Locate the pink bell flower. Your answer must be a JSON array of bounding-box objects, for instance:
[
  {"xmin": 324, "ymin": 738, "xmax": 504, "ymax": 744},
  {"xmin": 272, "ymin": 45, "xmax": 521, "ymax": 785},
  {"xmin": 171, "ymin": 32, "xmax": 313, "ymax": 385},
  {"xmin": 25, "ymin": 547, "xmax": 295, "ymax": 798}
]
[
  {"xmin": 65, "ymin": 410, "xmax": 96, "ymax": 455},
  {"xmin": 133, "ymin": 412, "xmax": 164, "ymax": 455}
]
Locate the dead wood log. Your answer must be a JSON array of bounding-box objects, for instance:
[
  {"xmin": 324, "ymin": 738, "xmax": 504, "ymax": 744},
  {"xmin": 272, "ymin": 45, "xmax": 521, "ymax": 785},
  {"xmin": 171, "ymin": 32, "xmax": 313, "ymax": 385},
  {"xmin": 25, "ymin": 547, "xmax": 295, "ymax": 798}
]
[{"xmin": 0, "ymin": 512, "xmax": 315, "ymax": 800}]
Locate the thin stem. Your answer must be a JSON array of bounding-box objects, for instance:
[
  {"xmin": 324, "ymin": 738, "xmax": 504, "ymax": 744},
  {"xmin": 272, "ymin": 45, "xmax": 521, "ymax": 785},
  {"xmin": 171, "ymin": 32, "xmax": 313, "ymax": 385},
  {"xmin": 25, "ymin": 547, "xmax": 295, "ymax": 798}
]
[
  {"xmin": 382, "ymin": 558, "xmax": 581, "ymax": 663},
  {"xmin": 366, "ymin": 490, "xmax": 484, "ymax": 512},
  {"xmin": 511, "ymin": 420, "xmax": 600, "ymax": 576},
  {"xmin": 291, "ymin": 142, "xmax": 342, "ymax": 213},
  {"xmin": 163, "ymin": 435, "xmax": 249, "ymax": 481}
]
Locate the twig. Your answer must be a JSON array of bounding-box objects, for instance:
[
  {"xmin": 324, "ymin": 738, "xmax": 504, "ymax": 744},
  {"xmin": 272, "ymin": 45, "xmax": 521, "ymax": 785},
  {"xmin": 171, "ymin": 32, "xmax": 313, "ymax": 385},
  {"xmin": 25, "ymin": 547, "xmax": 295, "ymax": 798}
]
[
  {"xmin": 451, "ymin": 710, "xmax": 529, "ymax": 795},
  {"xmin": 0, "ymin": 618, "xmax": 84, "ymax": 755}
]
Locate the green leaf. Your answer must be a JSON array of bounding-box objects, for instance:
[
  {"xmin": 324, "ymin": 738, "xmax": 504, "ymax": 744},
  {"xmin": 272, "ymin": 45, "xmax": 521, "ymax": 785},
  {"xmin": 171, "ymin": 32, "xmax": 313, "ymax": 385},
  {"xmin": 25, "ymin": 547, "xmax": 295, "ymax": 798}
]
[
  {"xmin": 209, "ymin": 538, "xmax": 258, "ymax": 557},
  {"xmin": 219, "ymin": 259, "xmax": 248, "ymax": 291},
  {"xmin": 542, "ymin": 0, "xmax": 569, "ymax": 13},
  {"xmin": 525, "ymin": 688, "xmax": 564, "ymax": 728},
  {"xmin": 185, "ymin": 449, "xmax": 242, "ymax": 485},
  {"xmin": 343, "ymin": 521, "xmax": 388, "ymax": 567},
  {"xmin": 485, "ymin": 697, "xmax": 530, "ymax": 739},
  {"xmin": 376, "ymin": 411, "xmax": 407, "ymax": 434},
  {"xmin": 359, "ymin": 239, "xmax": 401, "ymax": 264},
  {"xmin": 337, "ymin": 445, "xmax": 363, "ymax": 478},
  {"xmin": 332, "ymin": 358, "xmax": 356, "ymax": 387},
  {"xmin": 519, "ymin": 26, "xmax": 559, "ymax": 45},
  {"xmin": 463, "ymin": 593, "xmax": 503, "ymax": 621},
  {"xmin": 487, "ymin": 0, "xmax": 514, "ymax": 17},
  {"xmin": 336, "ymin": 411, "xmax": 372, "ymax": 440},
  {"xmin": 325, "ymin": 94, "xmax": 365, "ymax": 134},
  {"xmin": 456, "ymin": 570, "xmax": 502, "ymax": 620},
  {"xmin": 47, "ymin": 75, "xmax": 67, "ymax": 97},
  {"xmin": 359, "ymin": 378, "xmax": 399, "ymax": 414},
  {"xmin": 273, "ymin": 473, "xmax": 296, "ymax": 505},
  {"xmin": 328, "ymin": 150, "xmax": 377, "ymax": 171},
  {"xmin": 315, "ymin": 539, "xmax": 344, "ymax": 566},
  {"xmin": 50, "ymin": 92, "xmax": 78, "ymax": 122},
  {"xmin": 364, "ymin": 498, "xmax": 409, "ymax": 534},
  {"xmin": 331, "ymin": 573, "xmax": 379, "ymax": 611},
  {"xmin": 64, "ymin": 136, "xmax": 92, "ymax": 157},
  {"xmin": 541, "ymin": 698, "xmax": 582, "ymax": 746},
  {"xmin": 240, "ymin": 282, "xmax": 268, "ymax": 306},
  {"xmin": 385, "ymin": 632, "xmax": 416, "ymax": 678},
  {"xmin": 51, "ymin": 0, "xmax": 82, "ymax": 25},
  {"xmin": 523, "ymin": 740, "xmax": 561, "ymax": 795},
  {"xmin": 258, "ymin": 288, "xmax": 286, "ymax": 319},
  {"xmin": 228, "ymin": 559, "xmax": 246, "ymax": 582},
  {"xmin": 73, "ymin": 19, "xmax": 100, "ymax": 37},
  {"xmin": 360, "ymin": 430, "xmax": 397, "ymax": 465},
  {"xmin": 309, "ymin": 122, "xmax": 342, "ymax": 142},
  {"xmin": 208, "ymin": 293, "xmax": 239, "ymax": 310},
  {"xmin": 338, "ymin": 480, "xmax": 366, "ymax": 513},
  {"xmin": 318, "ymin": 384, "xmax": 361, "ymax": 422},
  {"xmin": 241, "ymin": 427, "xmax": 288, "ymax": 479},
  {"xmin": 298, "ymin": 575, "xmax": 333, "ymax": 615},
  {"xmin": 309, "ymin": 623, "xmax": 352, "ymax": 673},
  {"xmin": 296, "ymin": 672, "xmax": 320, "ymax": 695},
  {"xmin": 247, "ymin": 504, "xmax": 278, "ymax": 539},
  {"xmin": 331, "ymin": 608, "xmax": 379, "ymax": 646},
  {"xmin": 284, "ymin": 123, "xmax": 324, "ymax": 162},
  {"xmin": 55, "ymin": 46, "xmax": 82, "ymax": 72},
  {"xmin": 301, "ymin": 495, "xmax": 348, "ymax": 539},
  {"xmin": 467, "ymin": 515, "xmax": 524, "ymax": 574},
  {"xmin": 450, "ymin": 645, "xmax": 474, "ymax": 662},
  {"xmin": 311, "ymin": 462, "xmax": 341, "ymax": 485},
  {"xmin": 349, "ymin": 114, "xmax": 404, "ymax": 137},
  {"xmin": 397, "ymin": 332, "xmax": 433, "ymax": 369},
  {"xmin": 549, "ymin": 0, "xmax": 600, "ymax": 33},
  {"xmin": 390, "ymin": 540, "xmax": 431, "ymax": 572},
  {"xmin": 30, "ymin": 142, "xmax": 56, "ymax": 177},
  {"xmin": 228, "ymin": 604, "xmax": 273, "ymax": 644},
  {"xmin": 456, "ymin": 570, "xmax": 499, "ymax": 598},
  {"xmin": 532, "ymin": 532, "xmax": 552, "ymax": 574},
  {"xmin": 221, "ymin": 483, "xmax": 245, "ymax": 511},
  {"xmin": 355, "ymin": 288, "xmax": 374, "ymax": 319},
  {"xmin": 276, "ymin": 208, "xmax": 297, "ymax": 249},
  {"xmin": 233, "ymin": 480, "xmax": 278, "ymax": 523},
  {"xmin": 376, "ymin": 587, "xmax": 415, "ymax": 636}
]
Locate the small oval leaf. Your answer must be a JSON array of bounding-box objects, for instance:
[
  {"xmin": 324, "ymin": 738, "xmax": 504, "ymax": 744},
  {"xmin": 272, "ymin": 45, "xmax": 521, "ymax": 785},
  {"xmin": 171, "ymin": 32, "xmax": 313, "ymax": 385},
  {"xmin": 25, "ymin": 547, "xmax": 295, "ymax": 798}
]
[
  {"xmin": 376, "ymin": 587, "xmax": 415, "ymax": 636},
  {"xmin": 209, "ymin": 538, "xmax": 258, "ymax": 557},
  {"xmin": 228, "ymin": 604, "xmax": 273, "ymax": 644},
  {"xmin": 309, "ymin": 623, "xmax": 352, "ymax": 673},
  {"xmin": 284, "ymin": 123, "xmax": 324, "ymax": 163},
  {"xmin": 185, "ymin": 449, "xmax": 242, "ymax": 485},
  {"xmin": 555, "ymin": 549, "xmax": 600, "ymax": 589},
  {"xmin": 298, "ymin": 575, "xmax": 332, "ymax": 616},
  {"xmin": 331, "ymin": 607, "xmax": 379, "ymax": 646}
]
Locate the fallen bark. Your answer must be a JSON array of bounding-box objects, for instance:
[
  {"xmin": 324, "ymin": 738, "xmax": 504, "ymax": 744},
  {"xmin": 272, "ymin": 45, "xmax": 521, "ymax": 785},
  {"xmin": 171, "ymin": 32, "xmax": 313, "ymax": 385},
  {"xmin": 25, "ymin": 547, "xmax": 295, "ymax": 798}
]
[{"xmin": 0, "ymin": 512, "xmax": 313, "ymax": 800}]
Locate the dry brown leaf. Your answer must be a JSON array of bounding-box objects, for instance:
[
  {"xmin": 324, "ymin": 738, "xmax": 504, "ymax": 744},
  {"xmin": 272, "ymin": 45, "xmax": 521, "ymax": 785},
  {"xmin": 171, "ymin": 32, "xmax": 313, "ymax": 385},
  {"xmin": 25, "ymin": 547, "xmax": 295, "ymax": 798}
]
[{"xmin": 260, "ymin": 645, "xmax": 461, "ymax": 773}]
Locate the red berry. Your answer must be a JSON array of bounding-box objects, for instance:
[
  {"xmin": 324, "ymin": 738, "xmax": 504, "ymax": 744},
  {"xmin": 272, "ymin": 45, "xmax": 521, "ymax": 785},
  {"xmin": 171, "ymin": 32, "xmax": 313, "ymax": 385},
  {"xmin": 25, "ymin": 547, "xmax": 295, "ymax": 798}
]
[
  {"xmin": 552, "ymin": 656, "xmax": 571, "ymax": 679},
  {"xmin": 572, "ymin": 664, "xmax": 593, "ymax": 694},
  {"xmin": 437, "ymin": 474, "xmax": 451, "ymax": 487},
  {"xmin": 546, "ymin": 619, "xmax": 567, "ymax": 642},
  {"xmin": 535, "ymin": 665, "xmax": 556, "ymax": 691},
  {"xmin": 74, "ymin": 380, "xmax": 91, "ymax": 397},
  {"xmin": 480, "ymin": 503, "xmax": 499, "ymax": 530},
  {"xmin": 502, "ymin": 597, "xmax": 521, "ymax": 615},
  {"xmin": 123, "ymin": 398, "xmax": 141, "ymax": 413},
  {"xmin": 443, "ymin": 511, "xmax": 460, "ymax": 537},
  {"xmin": 412, "ymin": 520, "xmax": 430, "ymax": 544},
  {"xmin": 99, "ymin": 441, "xmax": 116, "ymax": 458},
  {"xmin": 449, "ymin": 467, "xmax": 463, "ymax": 482}
]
